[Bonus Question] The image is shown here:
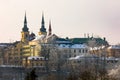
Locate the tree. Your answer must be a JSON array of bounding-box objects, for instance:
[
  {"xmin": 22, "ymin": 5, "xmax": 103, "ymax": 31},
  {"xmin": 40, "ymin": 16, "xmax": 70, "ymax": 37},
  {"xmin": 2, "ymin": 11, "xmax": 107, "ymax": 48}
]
[{"xmin": 25, "ymin": 68, "xmax": 38, "ymax": 80}]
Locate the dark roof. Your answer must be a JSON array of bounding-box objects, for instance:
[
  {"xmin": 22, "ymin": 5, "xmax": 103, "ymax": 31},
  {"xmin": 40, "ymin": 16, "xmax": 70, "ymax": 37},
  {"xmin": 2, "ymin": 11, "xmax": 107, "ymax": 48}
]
[
  {"xmin": 55, "ymin": 37, "xmax": 71, "ymax": 44},
  {"xmin": 95, "ymin": 38, "xmax": 108, "ymax": 46},
  {"xmin": 22, "ymin": 13, "xmax": 29, "ymax": 32},
  {"xmin": 70, "ymin": 38, "xmax": 88, "ymax": 44},
  {"xmin": 56, "ymin": 38, "xmax": 68, "ymax": 41},
  {"xmin": 12, "ymin": 41, "xmax": 20, "ymax": 45},
  {"xmin": 69, "ymin": 37, "xmax": 109, "ymax": 46},
  {"xmin": 0, "ymin": 43, "xmax": 13, "ymax": 46}
]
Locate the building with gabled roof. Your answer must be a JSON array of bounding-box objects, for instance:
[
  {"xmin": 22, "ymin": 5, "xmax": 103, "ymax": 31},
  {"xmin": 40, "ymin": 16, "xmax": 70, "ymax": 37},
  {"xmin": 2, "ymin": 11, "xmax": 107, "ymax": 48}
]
[{"xmin": 0, "ymin": 13, "xmax": 110, "ymax": 69}]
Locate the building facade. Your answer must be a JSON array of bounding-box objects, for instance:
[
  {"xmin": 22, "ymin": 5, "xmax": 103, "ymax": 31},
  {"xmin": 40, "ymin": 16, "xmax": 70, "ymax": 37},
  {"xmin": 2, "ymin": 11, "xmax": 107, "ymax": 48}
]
[
  {"xmin": 0, "ymin": 13, "xmax": 109, "ymax": 69},
  {"xmin": 107, "ymin": 45, "xmax": 120, "ymax": 57}
]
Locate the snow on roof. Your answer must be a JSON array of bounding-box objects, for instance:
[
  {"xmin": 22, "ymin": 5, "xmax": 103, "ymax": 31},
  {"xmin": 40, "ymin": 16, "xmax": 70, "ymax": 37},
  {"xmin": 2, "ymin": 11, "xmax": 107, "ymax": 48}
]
[
  {"xmin": 71, "ymin": 44, "xmax": 88, "ymax": 48},
  {"xmin": 28, "ymin": 56, "xmax": 45, "ymax": 60},
  {"xmin": 108, "ymin": 45, "xmax": 120, "ymax": 49},
  {"xmin": 106, "ymin": 57, "xmax": 119, "ymax": 61},
  {"xmin": 33, "ymin": 35, "xmax": 46, "ymax": 41},
  {"xmin": 69, "ymin": 55, "xmax": 85, "ymax": 60},
  {"xmin": 90, "ymin": 46, "xmax": 106, "ymax": 50},
  {"xmin": 0, "ymin": 45, "xmax": 7, "ymax": 47},
  {"xmin": 58, "ymin": 44, "xmax": 88, "ymax": 49},
  {"xmin": 0, "ymin": 65, "xmax": 23, "ymax": 67},
  {"xmin": 68, "ymin": 54, "xmax": 99, "ymax": 60}
]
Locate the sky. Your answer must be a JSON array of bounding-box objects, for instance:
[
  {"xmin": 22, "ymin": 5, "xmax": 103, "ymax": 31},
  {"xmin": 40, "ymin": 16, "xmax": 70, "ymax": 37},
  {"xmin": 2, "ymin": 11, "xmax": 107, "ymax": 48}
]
[{"xmin": 0, "ymin": 0, "xmax": 120, "ymax": 44}]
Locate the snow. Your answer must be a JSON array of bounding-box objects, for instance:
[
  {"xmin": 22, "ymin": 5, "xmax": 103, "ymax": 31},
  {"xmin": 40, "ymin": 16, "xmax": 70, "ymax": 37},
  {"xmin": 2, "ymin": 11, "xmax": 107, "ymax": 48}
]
[
  {"xmin": 58, "ymin": 44, "xmax": 88, "ymax": 49},
  {"xmin": 33, "ymin": 35, "xmax": 46, "ymax": 41},
  {"xmin": 0, "ymin": 45, "xmax": 7, "ymax": 47},
  {"xmin": 0, "ymin": 65, "xmax": 23, "ymax": 67},
  {"xmin": 68, "ymin": 54, "xmax": 98, "ymax": 60},
  {"xmin": 108, "ymin": 45, "xmax": 120, "ymax": 49},
  {"xmin": 69, "ymin": 55, "xmax": 85, "ymax": 60},
  {"xmin": 90, "ymin": 46, "xmax": 105, "ymax": 50},
  {"xmin": 106, "ymin": 57, "xmax": 119, "ymax": 61},
  {"xmin": 71, "ymin": 44, "xmax": 88, "ymax": 48},
  {"xmin": 28, "ymin": 56, "xmax": 45, "ymax": 60}
]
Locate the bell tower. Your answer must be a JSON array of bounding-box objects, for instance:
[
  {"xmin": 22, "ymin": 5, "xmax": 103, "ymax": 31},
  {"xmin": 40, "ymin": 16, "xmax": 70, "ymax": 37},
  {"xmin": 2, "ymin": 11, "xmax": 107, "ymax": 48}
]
[
  {"xmin": 38, "ymin": 13, "xmax": 47, "ymax": 35},
  {"xmin": 21, "ymin": 12, "xmax": 29, "ymax": 43}
]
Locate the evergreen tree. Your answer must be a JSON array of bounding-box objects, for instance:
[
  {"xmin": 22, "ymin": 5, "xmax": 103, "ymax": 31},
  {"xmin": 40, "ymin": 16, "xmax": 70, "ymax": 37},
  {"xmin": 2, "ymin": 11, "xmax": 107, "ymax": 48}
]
[{"xmin": 25, "ymin": 68, "xmax": 38, "ymax": 80}]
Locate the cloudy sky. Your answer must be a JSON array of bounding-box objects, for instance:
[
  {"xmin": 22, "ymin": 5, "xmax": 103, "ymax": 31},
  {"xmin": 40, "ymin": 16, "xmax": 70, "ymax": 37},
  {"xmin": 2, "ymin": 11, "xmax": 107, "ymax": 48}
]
[{"xmin": 0, "ymin": 0, "xmax": 120, "ymax": 44}]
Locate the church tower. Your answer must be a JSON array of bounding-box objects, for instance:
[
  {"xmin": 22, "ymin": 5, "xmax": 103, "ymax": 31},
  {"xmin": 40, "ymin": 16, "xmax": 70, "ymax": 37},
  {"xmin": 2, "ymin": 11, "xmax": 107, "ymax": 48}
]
[
  {"xmin": 48, "ymin": 20, "xmax": 52, "ymax": 36},
  {"xmin": 38, "ymin": 13, "xmax": 47, "ymax": 35},
  {"xmin": 21, "ymin": 13, "xmax": 29, "ymax": 43}
]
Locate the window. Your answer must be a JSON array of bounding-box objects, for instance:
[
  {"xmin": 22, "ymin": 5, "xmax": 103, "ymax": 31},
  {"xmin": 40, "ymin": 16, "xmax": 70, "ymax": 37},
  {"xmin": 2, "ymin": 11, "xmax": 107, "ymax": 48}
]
[
  {"xmin": 74, "ymin": 49, "xmax": 76, "ymax": 53},
  {"xmin": 82, "ymin": 49, "xmax": 84, "ymax": 53},
  {"xmin": 32, "ymin": 58, "xmax": 34, "ymax": 60},
  {"xmin": 20, "ymin": 49, "xmax": 22, "ymax": 51},
  {"xmin": 40, "ymin": 58, "xmax": 43, "ymax": 61},
  {"xmin": 85, "ymin": 49, "xmax": 88, "ymax": 53},
  {"xmin": 36, "ymin": 63, "xmax": 38, "ymax": 66},
  {"xmin": 69, "ymin": 50, "xmax": 71, "ymax": 53},
  {"xmin": 79, "ymin": 49, "xmax": 81, "ymax": 53},
  {"xmin": 40, "ymin": 63, "xmax": 43, "ymax": 66},
  {"xmin": 74, "ymin": 55, "xmax": 76, "ymax": 57},
  {"xmin": 69, "ymin": 54, "xmax": 71, "ymax": 57},
  {"xmin": 37, "ymin": 58, "xmax": 39, "ymax": 60},
  {"xmin": 77, "ymin": 60, "xmax": 81, "ymax": 63},
  {"xmin": 32, "ymin": 63, "xmax": 34, "ymax": 66}
]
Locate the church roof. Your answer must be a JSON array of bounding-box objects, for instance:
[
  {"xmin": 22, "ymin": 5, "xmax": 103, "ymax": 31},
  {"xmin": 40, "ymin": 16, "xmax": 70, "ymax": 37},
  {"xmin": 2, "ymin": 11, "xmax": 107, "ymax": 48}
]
[
  {"xmin": 49, "ymin": 35, "xmax": 109, "ymax": 46},
  {"xmin": 40, "ymin": 13, "xmax": 46, "ymax": 33},
  {"xmin": 22, "ymin": 12, "xmax": 29, "ymax": 32},
  {"xmin": 70, "ymin": 37, "xmax": 109, "ymax": 46},
  {"xmin": 70, "ymin": 38, "xmax": 88, "ymax": 44}
]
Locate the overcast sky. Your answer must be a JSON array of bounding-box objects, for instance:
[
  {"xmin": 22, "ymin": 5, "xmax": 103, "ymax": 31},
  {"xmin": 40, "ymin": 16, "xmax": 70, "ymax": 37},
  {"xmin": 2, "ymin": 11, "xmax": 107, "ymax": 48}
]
[{"xmin": 0, "ymin": 0, "xmax": 120, "ymax": 44}]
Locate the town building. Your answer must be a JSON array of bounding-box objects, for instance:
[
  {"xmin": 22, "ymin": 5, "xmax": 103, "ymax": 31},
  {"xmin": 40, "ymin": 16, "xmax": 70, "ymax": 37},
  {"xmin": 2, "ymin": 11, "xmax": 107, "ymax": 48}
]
[
  {"xmin": 0, "ymin": 13, "xmax": 109, "ymax": 69},
  {"xmin": 107, "ymin": 44, "xmax": 120, "ymax": 57}
]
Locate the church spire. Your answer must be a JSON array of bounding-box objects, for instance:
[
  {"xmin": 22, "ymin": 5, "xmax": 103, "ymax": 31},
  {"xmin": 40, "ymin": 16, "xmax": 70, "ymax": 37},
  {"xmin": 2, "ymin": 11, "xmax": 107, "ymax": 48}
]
[
  {"xmin": 48, "ymin": 20, "xmax": 52, "ymax": 36},
  {"xmin": 21, "ymin": 12, "xmax": 29, "ymax": 43},
  {"xmin": 24, "ymin": 12, "xmax": 27, "ymax": 23},
  {"xmin": 22, "ymin": 12, "xmax": 29, "ymax": 32},
  {"xmin": 39, "ymin": 13, "xmax": 47, "ymax": 35},
  {"xmin": 41, "ymin": 13, "xmax": 45, "ymax": 25}
]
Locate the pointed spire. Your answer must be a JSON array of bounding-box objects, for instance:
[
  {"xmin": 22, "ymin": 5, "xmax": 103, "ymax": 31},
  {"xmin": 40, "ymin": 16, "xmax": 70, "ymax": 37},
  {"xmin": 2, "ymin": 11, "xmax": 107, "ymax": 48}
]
[
  {"xmin": 24, "ymin": 11, "xmax": 27, "ymax": 23},
  {"xmin": 22, "ymin": 12, "xmax": 29, "ymax": 32},
  {"xmin": 41, "ymin": 12, "xmax": 45, "ymax": 25},
  {"xmin": 48, "ymin": 20, "xmax": 52, "ymax": 36},
  {"xmin": 40, "ymin": 12, "xmax": 46, "ymax": 33}
]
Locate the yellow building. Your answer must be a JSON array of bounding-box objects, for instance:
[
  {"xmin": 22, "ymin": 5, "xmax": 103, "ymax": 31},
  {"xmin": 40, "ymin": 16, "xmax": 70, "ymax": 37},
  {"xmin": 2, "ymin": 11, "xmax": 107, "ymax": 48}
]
[
  {"xmin": 21, "ymin": 13, "xmax": 48, "ymax": 67},
  {"xmin": 2, "ymin": 12, "xmax": 53, "ymax": 68}
]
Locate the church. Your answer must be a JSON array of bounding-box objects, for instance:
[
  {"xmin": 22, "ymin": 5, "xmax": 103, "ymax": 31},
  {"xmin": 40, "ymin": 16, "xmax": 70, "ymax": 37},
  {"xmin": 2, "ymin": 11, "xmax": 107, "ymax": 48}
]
[{"xmin": 1, "ymin": 13, "xmax": 109, "ymax": 69}]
